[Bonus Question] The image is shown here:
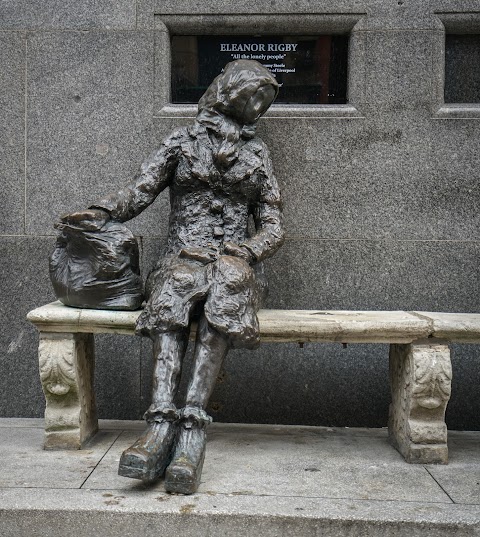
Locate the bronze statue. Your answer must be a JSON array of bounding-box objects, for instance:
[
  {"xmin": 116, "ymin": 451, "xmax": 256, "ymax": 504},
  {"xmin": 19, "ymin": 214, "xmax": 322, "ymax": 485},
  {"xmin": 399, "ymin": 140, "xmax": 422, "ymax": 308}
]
[{"xmin": 54, "ymin": 60, "xmax": 284, "ymax": 494}]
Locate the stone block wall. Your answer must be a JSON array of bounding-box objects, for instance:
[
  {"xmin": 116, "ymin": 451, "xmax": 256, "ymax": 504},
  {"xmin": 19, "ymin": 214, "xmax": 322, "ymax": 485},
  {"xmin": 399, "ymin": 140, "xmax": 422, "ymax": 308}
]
[{"xmin": 1, "ymin": 0, "xmax": 479, "ymax": 429}]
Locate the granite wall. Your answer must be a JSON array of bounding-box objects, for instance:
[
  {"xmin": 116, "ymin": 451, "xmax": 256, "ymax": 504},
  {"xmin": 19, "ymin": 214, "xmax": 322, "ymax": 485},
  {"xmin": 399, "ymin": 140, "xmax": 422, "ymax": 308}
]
[{"xmin": 1, "ymin": 0, "xmax": 479, "ymax": 429}]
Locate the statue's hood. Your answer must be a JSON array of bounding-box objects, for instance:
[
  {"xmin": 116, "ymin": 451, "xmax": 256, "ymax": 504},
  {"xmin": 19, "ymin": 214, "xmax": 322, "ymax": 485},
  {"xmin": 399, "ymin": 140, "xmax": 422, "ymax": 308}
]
[{"xmin": 198, "ymin": 60, "xmax": 279, "ymax": 124}]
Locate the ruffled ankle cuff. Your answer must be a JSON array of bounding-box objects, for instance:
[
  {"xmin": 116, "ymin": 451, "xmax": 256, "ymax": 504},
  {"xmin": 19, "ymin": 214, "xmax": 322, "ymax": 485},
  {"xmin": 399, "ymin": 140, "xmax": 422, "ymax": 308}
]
[
  {"xmin": 144, "ymin": 403, "xmax": 179, "ymax": 424},
  {"xmin": 180, "ymin": 406, "xmax": 212, "ymax": 428}
]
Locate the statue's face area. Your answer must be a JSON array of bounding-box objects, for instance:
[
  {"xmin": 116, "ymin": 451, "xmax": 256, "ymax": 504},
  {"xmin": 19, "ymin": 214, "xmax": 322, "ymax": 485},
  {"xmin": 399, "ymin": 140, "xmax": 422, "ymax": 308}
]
[
  {"xmin": 197, "ymin": 60, "xmax": 279, "ymax": 127},
  {"xmin": 241, "ymin": 85, "xmax": 277, "ymax": 124}
]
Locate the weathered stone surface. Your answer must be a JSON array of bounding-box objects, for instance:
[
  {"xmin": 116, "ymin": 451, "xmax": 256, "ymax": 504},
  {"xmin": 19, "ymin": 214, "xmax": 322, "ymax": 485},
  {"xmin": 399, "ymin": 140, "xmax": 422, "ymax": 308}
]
[
  {"xmin": 447, "ymin": 344, "xmax": 480, "ymax": 431},
  {"xmin": 39, "ymin": 332, "xmax": 97, "ymax": 449},
  {"xmin": 256, "ymin": 310, "xmax": 430, "ymax": 343},
  {"xmin": 1, "ymin": 420, "xmax": 480, "ymax": 537},
  {"xmin": 32, "ymin": 301, "xmax": 480, "ymax": 346},
  {"xmin": 26, "ymin": 31, "xmax": 160, "ymax": 236},
  {"xmin": 0, "ymin": 0, "xmax": 136, "ymax": 30},
  {"xmin": 28, "ymin": 301, "xmax": 440, "ymax": 343},
  {"xmin": 84, "ymin": 424, "xmax": 451, "ymax": 502},
  {"xmin": 2, "ymin": 496, "xmax": 478, "ymax": 537},
  {"xmin": 426, "ymin": 431, "xmax": 480, "ymax": 505},
  {"xmin": 256, "ymin": 116, "xmax": 480, "ymax": 242},
  {"xmin": 364, "ymin": 0, "xmax": 440, "ymax": 31},
  {"xmin": 204, "ymin": 342, "xmax": 391, "ymax": 427},
  {"xmin": 94, "ymin": 334, "xmax": 143, "ymax": 420},
  {"xmin": 0, "ymin": 32, "xmax": 25, "ymax": 234},
  {"xmin": 28, "ymin": 301, "xmax": 480, "ymax": 439},
  {"xmin": 421, "ymin": 313, "xmax": 480, "ymax": 343},
  {"xmin": 264, "ymin": 239, "xmax": 480, "ymax": 313},
  {"xmin": 0, "ymin": 237, "xmax": 55, "ymax": 418},
  {"xmin": 0, "ymin": 425, "xmax": 118, "ymax": 488},
  {"xmin": 389, "ymin": 342, "xmax": 452, "ymax": 464},
  {"xmin": 362, "ymin": 30, "xmax": 437, "ymax": 112}
]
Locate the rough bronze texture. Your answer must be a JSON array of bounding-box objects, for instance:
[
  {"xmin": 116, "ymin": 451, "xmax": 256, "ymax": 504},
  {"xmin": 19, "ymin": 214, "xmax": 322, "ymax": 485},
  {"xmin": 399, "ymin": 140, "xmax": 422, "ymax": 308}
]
[
  {"xmin": 58, "ymin": 60, "xmax": 284, "ymax": 493},
  {"xmin": 50, "ymin": 216, "xmax": 144, "ymax": 310}
]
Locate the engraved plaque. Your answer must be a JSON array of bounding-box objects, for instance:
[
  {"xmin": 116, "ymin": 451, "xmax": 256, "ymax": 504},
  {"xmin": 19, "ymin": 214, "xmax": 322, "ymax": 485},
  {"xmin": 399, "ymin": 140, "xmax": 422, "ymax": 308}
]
[{"xmin": 171, "ymin": 35, "xmax": 349, "ymax": 104}]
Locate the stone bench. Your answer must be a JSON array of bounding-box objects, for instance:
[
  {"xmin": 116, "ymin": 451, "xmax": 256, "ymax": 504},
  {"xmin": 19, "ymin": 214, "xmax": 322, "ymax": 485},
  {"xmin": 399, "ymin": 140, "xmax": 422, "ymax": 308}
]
[{"xmin": 27, "ymin": 302, "xmax": 480, "ymax": 464}]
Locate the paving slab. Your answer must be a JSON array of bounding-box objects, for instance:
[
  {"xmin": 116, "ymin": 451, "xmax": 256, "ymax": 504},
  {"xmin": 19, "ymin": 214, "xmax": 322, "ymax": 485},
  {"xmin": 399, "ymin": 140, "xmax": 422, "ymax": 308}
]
[
  {"xmin": 0, "ymin": 426, "xmax": 120, "ymax": 489},
  {"xmin": 426, "ymin": 432, "xmax": 480, "ymax": 505},
  {"xmin": 0, "ymin": 419, "xmax": 479, "ymax": 536},
  {"xmin": 82, "ymin": 424, "xmax": 451, "ymax": 503}
]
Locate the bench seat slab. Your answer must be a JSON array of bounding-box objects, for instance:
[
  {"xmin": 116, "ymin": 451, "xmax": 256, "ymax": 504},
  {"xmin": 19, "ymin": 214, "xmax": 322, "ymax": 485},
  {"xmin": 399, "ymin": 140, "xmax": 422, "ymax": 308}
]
[
  {"xmin": 28, "ymin": 302, "xmax": 432, "ymax": 343},
  {"xmin": 28, "ymin": 303, "xmax": 477, "ymax": 460},
  {"xmin": 39, "ymin": 332, "xmax": 98, "ymax": 450},
  {"xmin": 388, "ymin": 342, "xmax": 451, "ymax": 464}
]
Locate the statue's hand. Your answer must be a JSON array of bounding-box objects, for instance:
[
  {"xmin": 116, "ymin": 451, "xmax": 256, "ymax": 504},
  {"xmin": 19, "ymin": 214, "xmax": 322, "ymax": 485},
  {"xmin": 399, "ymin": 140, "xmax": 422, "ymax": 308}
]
[
  {"xmin": 179, "ymin": 247, "xmax": 218, "ymax": 264},
  {"xmin": 57, "ymin": 209, "xmax": 111, "ymax": 231},
  {"xmin": 223, "ymin": 242, "xmax": 254, "ymax": 264}
]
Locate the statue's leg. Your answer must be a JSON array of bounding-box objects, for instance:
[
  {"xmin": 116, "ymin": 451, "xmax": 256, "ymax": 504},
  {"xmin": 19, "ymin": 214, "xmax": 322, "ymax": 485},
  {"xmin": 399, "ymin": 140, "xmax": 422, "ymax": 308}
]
[
  {"xmin": 150, "ymin": 329, "xmax": 189, "ymax": 409},
  {"xmin": 119, "ymin": 330, "xmax": 188, "ymax": 482},
  {"xmin": 165, "ymin": 315, "xmax": 229, "ymax": 494},
  {"xmin": 184, "ymin": 316, "xmax": 229, "ymax": 408}
]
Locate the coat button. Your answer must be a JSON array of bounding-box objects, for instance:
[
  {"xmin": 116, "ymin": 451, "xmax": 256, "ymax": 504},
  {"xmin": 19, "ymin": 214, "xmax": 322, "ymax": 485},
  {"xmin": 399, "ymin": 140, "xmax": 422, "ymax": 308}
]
[{"xmin": 210, "ymin": 200, "xmax": 224, "ymax": 214}]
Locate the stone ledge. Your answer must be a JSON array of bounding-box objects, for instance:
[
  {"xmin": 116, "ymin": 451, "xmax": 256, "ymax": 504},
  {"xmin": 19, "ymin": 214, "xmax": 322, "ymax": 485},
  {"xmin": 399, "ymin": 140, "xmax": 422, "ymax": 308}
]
[
  {"xmin": 422, "ymin": 312, "xmax": 480, "ymax": 343},
  {"xmin": 1, "ymin": 492, "xmax": 479, "ymax": 537},
  {"xmin": 0, "ymin": 421, "xmax": 479, "ymax": 537},
  {"xmin": 27, "ymin": 301, "xmax": 480, "ymax": 344}
]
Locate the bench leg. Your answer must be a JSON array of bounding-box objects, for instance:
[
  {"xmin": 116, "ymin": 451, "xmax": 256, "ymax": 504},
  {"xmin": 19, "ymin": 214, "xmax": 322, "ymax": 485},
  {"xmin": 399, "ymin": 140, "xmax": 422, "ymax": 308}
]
[
  {"xmin": 388, "ymin": 341, "xmax": 452, "ymax": 464},
  {"xmin": 38, "ymin": 332, "xmax": 98, "ymax": 449}
]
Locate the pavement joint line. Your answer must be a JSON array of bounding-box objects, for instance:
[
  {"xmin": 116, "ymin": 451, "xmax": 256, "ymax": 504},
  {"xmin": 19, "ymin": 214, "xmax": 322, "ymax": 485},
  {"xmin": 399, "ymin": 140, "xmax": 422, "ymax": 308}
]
[
  {"xmin": 0, "ymin": 486, "xmax": 88, "ymax": 490},
  {"xmin": 187, "ymin": 492, "xmax": 452, "ymax": 504},
  {"xmin": 0, "ymin": 425, "xmax": 44, "ymax": 429},
  {"xmin": 23, "ymin": 34, "xmax": 27, "ymax": 235},
  {"xmin": 204, "ymin": 493, "xmax": 452, "ymax": 506},
  {"xmin": 0, "ymin": 486, "xmax": 457, "ymax": 506},
  {"xmin": 424, "ymin": 466, "xmax": 456, "ymax": 504},
  {"xmin": 78, "ymin": 430, "xmax": 123, "ymax": 489}
]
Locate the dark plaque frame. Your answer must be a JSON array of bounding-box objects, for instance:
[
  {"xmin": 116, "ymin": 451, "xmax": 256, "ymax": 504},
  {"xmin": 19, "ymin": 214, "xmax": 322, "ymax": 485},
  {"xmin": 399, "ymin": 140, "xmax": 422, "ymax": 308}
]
[
  {"xmin": 445, "ymin": 34, "xmax": 480, "ymax": 103},
  {"xmin": 171, "ymin": 35, "xmax": 349, "ymax": 105}
]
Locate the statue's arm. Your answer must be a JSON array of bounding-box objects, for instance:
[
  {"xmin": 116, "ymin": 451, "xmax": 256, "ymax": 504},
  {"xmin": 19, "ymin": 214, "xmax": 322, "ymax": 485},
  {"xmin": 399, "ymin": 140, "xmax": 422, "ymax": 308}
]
[
  {"xmin": 89, "ymin": 129, "xmax": 183, "ymax": 222},
  {"xmin": 240, "ymin": 146, "xmax": 285, "ymax": 263}
]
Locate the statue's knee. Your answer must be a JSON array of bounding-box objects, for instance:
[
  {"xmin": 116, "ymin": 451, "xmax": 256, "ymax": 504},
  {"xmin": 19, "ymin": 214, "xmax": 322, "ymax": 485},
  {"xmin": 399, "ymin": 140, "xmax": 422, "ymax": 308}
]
[
  {"xmin": 215, "ymin": 256, "xmax": 254, "ymax": 290},
  {"xmin": 170, "ymin": 265, "xmax": 196, "ymax": 291}
]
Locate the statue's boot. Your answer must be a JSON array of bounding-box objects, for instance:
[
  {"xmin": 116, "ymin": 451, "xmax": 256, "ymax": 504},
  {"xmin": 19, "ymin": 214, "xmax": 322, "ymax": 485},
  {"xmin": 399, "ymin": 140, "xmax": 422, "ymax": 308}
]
[
  {"xmin": 118, "ymin": 421, "xmax": 177, "ymax": 482},
  {"xmin": 165, "ymin": 407, "xmax": 211, "ymax": 494},
  {"xmin": 119, "ymin": 326, "xmax": 188, "ymax": 483},
  {"xmin": 119, "ymin": 405, "xmax": 179, "ymax": 482}
]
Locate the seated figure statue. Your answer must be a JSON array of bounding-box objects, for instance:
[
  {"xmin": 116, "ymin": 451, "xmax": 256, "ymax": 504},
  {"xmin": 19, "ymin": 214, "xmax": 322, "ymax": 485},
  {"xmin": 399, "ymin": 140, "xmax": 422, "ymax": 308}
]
[{"xmin": 60, "ymin": 60, "xmax": 285, "ymax": 494}]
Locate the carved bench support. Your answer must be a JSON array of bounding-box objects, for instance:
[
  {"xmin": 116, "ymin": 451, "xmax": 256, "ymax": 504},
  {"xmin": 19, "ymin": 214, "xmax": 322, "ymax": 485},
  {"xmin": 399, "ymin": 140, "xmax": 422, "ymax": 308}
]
[
  {"xmin": 388, "ymin": 341, "xmax": 452, "ymax": 464},
  {"xmin": 38, "ymin": 332, "xmax": 97, "ymax": 449},
  {"xmin": 30, "ymin": 304, "xmax": 480, "ymax": 460}
]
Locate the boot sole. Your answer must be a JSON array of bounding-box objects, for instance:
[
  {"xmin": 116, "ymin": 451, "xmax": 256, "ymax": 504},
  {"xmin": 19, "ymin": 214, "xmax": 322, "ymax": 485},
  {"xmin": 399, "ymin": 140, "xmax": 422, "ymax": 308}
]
[
  {"xmin": 164, "ymin": 451, "xmax": 206, "ymax": 494},
  {"xmin": 118, "ymin": 451, "xmax": 171, "ymax": 482},
  {"xmin": 118, "ymin": 425, "xmax": 176, "ymax": 482}
]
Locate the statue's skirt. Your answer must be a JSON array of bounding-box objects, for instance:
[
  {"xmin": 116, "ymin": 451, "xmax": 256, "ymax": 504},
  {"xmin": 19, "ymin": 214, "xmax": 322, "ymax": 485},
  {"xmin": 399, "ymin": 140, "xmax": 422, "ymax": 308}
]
[{"xmin": 136, "ymin": 253, "xmax": 265, "ymax": 349}]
